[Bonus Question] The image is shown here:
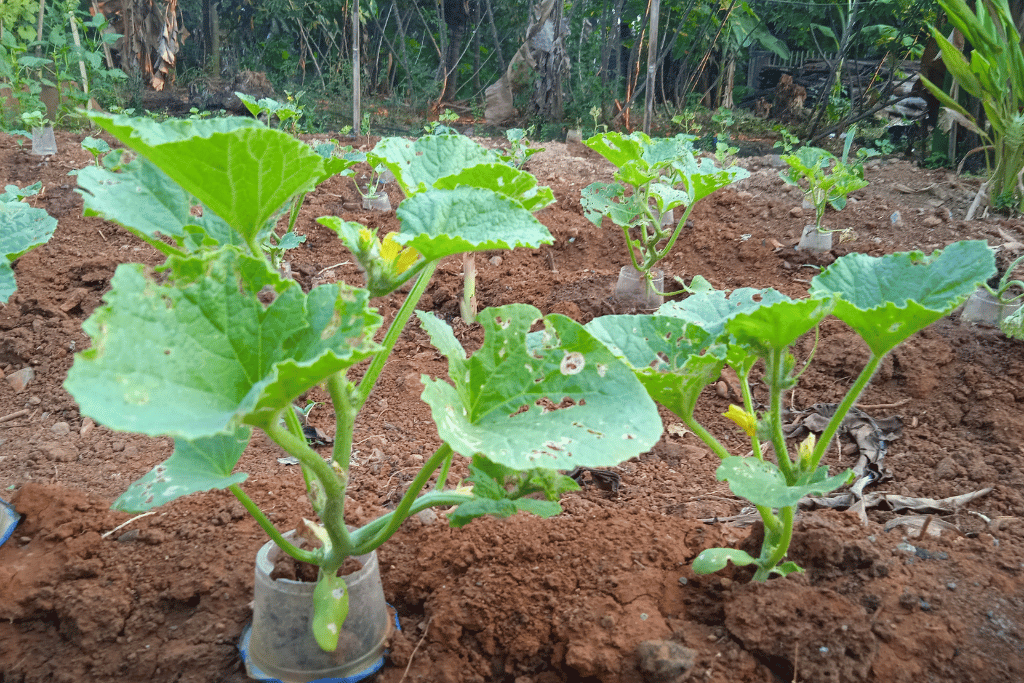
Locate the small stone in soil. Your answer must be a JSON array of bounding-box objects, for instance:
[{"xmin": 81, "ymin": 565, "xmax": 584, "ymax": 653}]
[
  {"xmin": 6, "ymin": 367, "xmax": 34, "ymax": 392},
  {"xmin": 636, "ymin": 640, "xmax": 697, "ymax": 682}
]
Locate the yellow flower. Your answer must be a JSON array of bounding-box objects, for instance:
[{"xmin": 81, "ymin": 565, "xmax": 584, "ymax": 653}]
[
  {"xmin": 380, "ymin": 232, "xmax": 420, "ymax": 274},
  {"xmin": 723, "ymin": 404, "xmax": 757, "ymax": 437}
]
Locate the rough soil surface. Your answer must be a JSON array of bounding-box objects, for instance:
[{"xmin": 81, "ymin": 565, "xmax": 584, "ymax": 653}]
[{"xmin": 2, "ymin": 129, "xmax": 1024, "ymax": 683}]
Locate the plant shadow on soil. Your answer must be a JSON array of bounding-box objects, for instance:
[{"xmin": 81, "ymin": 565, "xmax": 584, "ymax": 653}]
[{"xmin": 1, "ymin": 129, "xmax": 1024, "ymax": 683}]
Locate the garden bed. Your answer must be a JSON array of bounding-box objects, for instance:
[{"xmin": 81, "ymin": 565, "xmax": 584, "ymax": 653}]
[{"xmin": 1, "ymin": 129, "xmax": 1023, "ymax": 683}]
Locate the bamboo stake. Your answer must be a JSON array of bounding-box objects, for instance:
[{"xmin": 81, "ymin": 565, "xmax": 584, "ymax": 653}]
[
  {"xmin": 68, "ymin": 10, "xmax": 92, "ymax": 107},
  {"xmin": 90, "ymin": 1, "xmax": 115, "ymax": 69}
]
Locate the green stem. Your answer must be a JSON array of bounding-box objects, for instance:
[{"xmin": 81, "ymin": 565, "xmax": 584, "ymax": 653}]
[
  {"xmin": 755, "ymin": 503, "xmax": 782, "ymax": 536},
  {"xmin": 356, "ymin": 260, "xmax": 438, "ymax": 407},
  {"xmin": 753, "ymin": 505, "xmax": 795, "ymax": 581},
  {"xmin": 681, "ymin": 413, "xmax": 732, "ymax": 461},
  {"xmin": 287, "ymin": 192, "xmax": 304, "ymax": 234},
  {"xmin": 653, "ymin": 201, "xmax": 696, "ymax": 264},
  {"xmin": 766, "ymin": 349, "xmax": 795, "ymax": 482},
  {"xmin": 350, "ymin": 443, "xmax": 453, "ymax": 554},
  {"xmin": 808, "ymin": 352, "xmax": 883, "ymax": 471},
  {"xmin": 352, "ymin": 489, "xmax": 473, "ymax": 554},
  {"xmin": 329, "ymin": 373, "xmax": 357, "ymax": 471},
  {"xmin": 434, "ymin": 447, "xmax": 455, "ymax": 491},
  {"xmin": 736, "ymin": 362, "xmax": 761, "ymax": 460},
  {"xmin": 266, "ymin": 417, "xmax": 353, "ymax": 562},
  {"xmin": 283, "ymin": 401, "xmax": 305, "ymax": 441},
  {"xmin": 228, "ymin": 483, "xmax": 319, "ymax": 564},
  {"xmin": 246, "ymin": 235, "xmax": 263, "ymax": 261}
]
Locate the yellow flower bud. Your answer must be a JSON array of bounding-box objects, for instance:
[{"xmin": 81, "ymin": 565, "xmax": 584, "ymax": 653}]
[
  {"xmin": 798, "ymin": 433, "xmax": 816, "ymax": 469},
  {"xmin": 723, "ymin": 404, "xmax": 757, "ymax": 437}
]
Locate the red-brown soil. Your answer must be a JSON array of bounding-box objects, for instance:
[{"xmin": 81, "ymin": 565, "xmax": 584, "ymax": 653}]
[{"xmin": 1, "ymin": 128, "xmax": 1023, "ymax": 683}]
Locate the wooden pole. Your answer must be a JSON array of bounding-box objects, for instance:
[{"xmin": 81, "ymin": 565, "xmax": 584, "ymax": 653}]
[
  {"xmin": 68, "ymin": 10, "xmax": 92, "ymax": 107},
  {"xmin": 643, "ymin": 0, "xmax": 660, "ymax": 134},
  {"xmin": 353, "ymin": 0, "xmax": 361, "ymax": 135}
]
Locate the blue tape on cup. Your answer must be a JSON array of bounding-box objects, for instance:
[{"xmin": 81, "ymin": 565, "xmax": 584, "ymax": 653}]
[
  {"xmin": 238, "ymin": 605, "xmax": 401, "ymax": 683},
  {"xmin": 0, "ymin": 498, "xmax": 20, "ymax": 549}
]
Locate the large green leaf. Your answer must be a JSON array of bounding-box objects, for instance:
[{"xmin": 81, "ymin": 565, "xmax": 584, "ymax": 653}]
[
  {"xmin": 674, "ymin": 155, "xmax": 751, "ymax": 203},
  {"xmin": 580, "ymin": 182, "xmax": 644, "ymax": 227},
  {"xmin": 585, "ymin": 314, "xmax": 712, "ymax": 372},
  {"xmin": 656, "ymin": 287, "xmax": 791, "ymax": 341},
  {"xmin": 433, "ymin": 163, "xmax": 555, "ymax": 212},
  {"xmin": 64, "ymin": 248, "xmax": 382, "ymax": 440},
  {"xmin": 584, "ymin": 131, "xmax": 648, "ymax": 170},
  {"xmin": 809, "ymin": 241, "xmax": 996, "ymax": 355},
  {"xmin": 0, "ymin": 199, "xmax": 58, "ymax": 303},
  {"xmin": 86, "ymin": 112, "xmax": 324, "ymax": 243},
  {"xmin": 726, "ymin": 297, "xmax": 835, "ymax": 357},
  {"xmin": 395, "ymin": 186, "xmax": 553, "ymax": 260},
  {"xmin": 370, "ymin": 135, "xmax": 498, "ymax": 195},
  {"xmin": 418, "ymin": 304, "xmax": 662, "ymax": 470},
  {"xmin": 717, "ymin": 456, "xmax": 854, "ymax": 508},
  {"xmin": 111, "ymin": 427, "xmax": 252, "ymax": 512},
  {"xmin": 77, "ymin": 158, "xmax": 246, "ymax": 256}
]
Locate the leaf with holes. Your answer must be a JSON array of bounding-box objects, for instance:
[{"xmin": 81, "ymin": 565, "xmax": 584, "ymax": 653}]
[
  {"xmin": 64, "ymin": 248, "xmax": 382, "ymax": 440},
  {"xmin": 112, "ymin": 428, "xmax": 251, "ymax": 512},
  {"xmin": 418, "ymin": 304, "xmax": 662, "ymax": 470}
]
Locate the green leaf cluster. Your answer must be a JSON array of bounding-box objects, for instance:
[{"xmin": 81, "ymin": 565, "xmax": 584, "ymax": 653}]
[
  {"xmin": 64, "ymin": 114, "xmax": 662, "ymax": 652},
  {"xmin": 588, "ymin": 240, "xmax": 995, "ymax": 580},
  {"xmin": 779, "ymin": 143, "xmax": 869, "ymax": 232},
  {"xmin": 580, "ymin": 131, "xmax": 748, "ymax": 287},
  {"xmin": 919, "ymin": 0, "xmax": 1024, "ymax": 213}
]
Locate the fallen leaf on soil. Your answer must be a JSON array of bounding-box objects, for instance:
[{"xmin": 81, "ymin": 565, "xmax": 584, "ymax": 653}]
[{"xmin": 883, "ymin": 514, "xmax": 963, "ymax": 538}]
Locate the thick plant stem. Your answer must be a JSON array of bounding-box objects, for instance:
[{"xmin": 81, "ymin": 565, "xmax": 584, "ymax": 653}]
[
  {"xmin": 353, "ymin": 488, "xmax": 473, "ymax": 551},
  {"xmin": 753, "ymin": 505, "xmax": 795, "ymax": 581},
  {"xmin": 356, "ymin": 261, "xmax": 437, "ymax": 407},
  {"xmin": 653, "ymin": 201, "xmax": 697, "ymax": 264},
  {"xmin": 266, "ymin": 418, "xmax": 353, "ymax": 562},
  {"xmin": 329, "ymin": 373, "xmax": 357, "ymax": 471},
  {"xmin": 756, "ymin": 504, "xmax": 782, "ymax": 536},
  {"xmin": 228, "ymin": 483, "xmax": 319, "ymax": 564}
]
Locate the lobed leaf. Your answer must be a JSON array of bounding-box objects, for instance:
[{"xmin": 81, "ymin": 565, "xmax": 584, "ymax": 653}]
[
  {"xmin": 77, "ymin": 158, "xmax": 246, "ymax": 256},
  {"xmin": 86, "ymin": 112, "xmax": 324, "ymax": 243},
  {"xmin": 64, "ymin": 248, "xmax": 382, "ymax": 440},
  {"xmin": 433, "ymin": 163, "xmax": 555, "ymax": 212},
  {"xmin": 370, "ymin": 135, "xmax": 498, "ymax": 195},
  {"xmin": 0, "ymin": 198, "xmax": 58, "ymax": 303},
  {"xmin": 692, "ymin": 547, "xmax": 759, "ymax": 574},
  {"xmin": 418, "ymin": 304, "xmax": 662, "ymax": 470},
  {"xmin": 395, "ymin": 186, "xmax": 553, "ymax": 260},
  {"xmin": 656, "ymin": 287, "xmax": 791, "ymax": 341},
  {"xmin": 725, "ymin": 297, "xmax": 835, "ymax": 357},
  {"xmin": 717, "ymin": 456, "xmax": 854, "ymax": 508},
  {"xmin": 809, "ymin": 241, "xmax": 996, "ymax": 356},
  {"xmin": 111, "ymin": 427, "xmax": 251, "ymax": 512}
]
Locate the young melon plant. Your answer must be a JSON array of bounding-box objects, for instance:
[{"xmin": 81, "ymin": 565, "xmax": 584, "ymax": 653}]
[
  {"xmin": 586, "ymin": 241, "xmax": 995, "ymax": 580},
  {"xmin": 580, "ymin": 131, "xmax": 749, "ymax": 295},
  {"xmin": 66, "ymin": 115, "xmax": 663, "ymax": 652}
]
